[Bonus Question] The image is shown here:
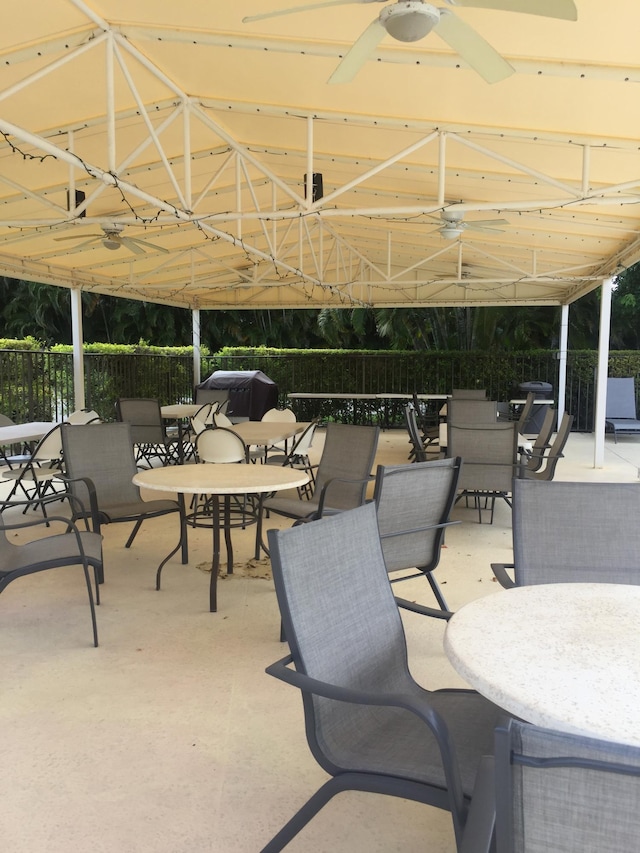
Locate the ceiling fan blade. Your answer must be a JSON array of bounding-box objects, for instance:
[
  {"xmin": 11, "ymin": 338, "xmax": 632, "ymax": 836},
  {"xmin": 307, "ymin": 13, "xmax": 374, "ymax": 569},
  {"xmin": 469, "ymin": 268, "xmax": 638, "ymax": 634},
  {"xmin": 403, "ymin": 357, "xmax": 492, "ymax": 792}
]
[
  {"xmin": 130, "ymin": 237, "xmax": 170, "ymax": 254},
  {"xmin": 465, "ymin": 223, "xmax": 506, "ymax": 233},
  {"xmin": 120, "ymin": 237, "xmax": 146, "ymax": 256},
  {"xmin": 328, "ymin": 18, "xmax": 386, "ymax": 84},
  {"xmin": 242, "ymin": 0, "xmax": 375, "ymax": 24},
  {"xmin": 435, "ymin": 9, "xmax": 514, "ymax": 84},
  {"xmin": 54, "ymin": 233, "xmax": 102, "ymax": 242},
  {"xmin": 465, "ymin": 218, "xmax": 509, "ymax": 228},
  {"xmin": 444, "ymin": 0, "xmax": 577, "ymax": 22}
]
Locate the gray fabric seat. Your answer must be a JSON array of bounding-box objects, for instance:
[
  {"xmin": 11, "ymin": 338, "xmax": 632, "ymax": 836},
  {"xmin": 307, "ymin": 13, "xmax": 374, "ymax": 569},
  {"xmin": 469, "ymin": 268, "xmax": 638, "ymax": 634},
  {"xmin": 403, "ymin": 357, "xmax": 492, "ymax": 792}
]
[
  {"xmin": 492, "ymin": 478, "xmax": 640, "ymax": 589},
  {"xmin": 605, "ymin": 377, "xmax": 640, "ymax": 442},
  {"xmin": 0, "ymin": 494, "xmax": 102, "ymax": 647},
  {"xmin": 262, "ymin": 502, "xmax": 504, "ymax": 852},
  {"xmin": 373, "ymin": 457, "xmax": 462, "ymax": 615},
  {"xmin": 263, "ymin": 422, "xmax": 379, "ymax": 522},
  {"xmin": 460, "ymin": 718, "xmax": 640, "ymax": 853},
  {"xmin": 60, "ymin": 422, "xmax": 187, "ymax": 584}
]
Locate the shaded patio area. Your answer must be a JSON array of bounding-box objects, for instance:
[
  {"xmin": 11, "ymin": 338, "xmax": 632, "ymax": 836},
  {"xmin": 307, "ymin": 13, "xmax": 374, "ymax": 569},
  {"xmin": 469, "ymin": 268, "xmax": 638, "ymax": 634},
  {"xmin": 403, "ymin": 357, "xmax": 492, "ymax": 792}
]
[{"xmin": 1, "ymin": 429, "xmax": 639, "ymax": 853}]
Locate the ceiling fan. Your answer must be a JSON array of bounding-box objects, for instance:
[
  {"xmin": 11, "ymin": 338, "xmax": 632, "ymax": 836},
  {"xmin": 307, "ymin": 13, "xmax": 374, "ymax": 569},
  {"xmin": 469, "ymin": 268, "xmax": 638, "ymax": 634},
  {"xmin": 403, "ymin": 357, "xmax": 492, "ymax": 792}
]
[
  {"xmin": 54, "ymin": 223, "xmax": 169, "ymax": 256},
  {"xmin": 431, "ymin": 209, "xmax": 508, "ymax": 239},
  {"xmin": 243, "ymin": 0, "xmax": 577, "ymax": 84}
]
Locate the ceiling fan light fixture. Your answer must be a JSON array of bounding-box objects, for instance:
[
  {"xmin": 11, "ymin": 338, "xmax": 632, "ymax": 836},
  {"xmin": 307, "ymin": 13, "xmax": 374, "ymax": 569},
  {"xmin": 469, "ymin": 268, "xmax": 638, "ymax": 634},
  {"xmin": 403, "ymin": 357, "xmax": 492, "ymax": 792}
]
[
  {"xmin": 102, "ymin": 235, "xmax": 121, "ymax": 250},
  {"xmin": 440, "ymin": 224, "xmax": 464, "ymax": 240},
  {"xmin": 380, "ymin": 2, "xmax": 440, "ymax": 43}
]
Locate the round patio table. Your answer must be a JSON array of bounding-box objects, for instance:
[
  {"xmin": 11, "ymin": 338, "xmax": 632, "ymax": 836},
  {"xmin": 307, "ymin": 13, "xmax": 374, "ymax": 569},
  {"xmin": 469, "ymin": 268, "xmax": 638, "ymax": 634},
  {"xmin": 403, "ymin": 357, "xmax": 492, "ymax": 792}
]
[
  {"xmin": 133, "ymin": 464, "xmax": 309, "ymax": 612},
  {"xmin": 444, "ymin": 582, "xmax": 640, "ymax": 747}
]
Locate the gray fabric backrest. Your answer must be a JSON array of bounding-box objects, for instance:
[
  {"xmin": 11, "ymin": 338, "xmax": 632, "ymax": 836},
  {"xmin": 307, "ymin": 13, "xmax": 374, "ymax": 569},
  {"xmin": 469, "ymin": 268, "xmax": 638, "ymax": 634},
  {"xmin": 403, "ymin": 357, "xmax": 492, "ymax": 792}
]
[
  {"xmin": 496, "ymin": 719, "xmax": 640, "ymax": 853},
  {"xmin": 606, "ymin": 377, "xmax": 637, "ymax": 419},
  {"xmin": 61, "ymin": 422, "xmax": 141, "ymax": 509},
  {"xmin": 374, "ymin": 458, "xmax": 460, "ymax": 574},
  {"xmin": 448, "ymin": 399, "xmax": 497, "ymax": 424},
  {"xmin": 449, "ymin": 421, "xmax": 517, "ymax": 493},
  {"xmin": 115, "ymin": 398, "xmax": 165, "ymax": 444},
  {"xmin": 313, "ymin": 423, "xmax": 379, "ymax": 510},
  {"xmin": 512, "ymin": 479, "xmax": 640, "ymax": 585},
  {"xmin": 268, "ymin": 503, "xmax": 409, "ymax": 762},
  {"xmin": 451, "ymin": 389, "xmax": 487, "ymax": 399}
]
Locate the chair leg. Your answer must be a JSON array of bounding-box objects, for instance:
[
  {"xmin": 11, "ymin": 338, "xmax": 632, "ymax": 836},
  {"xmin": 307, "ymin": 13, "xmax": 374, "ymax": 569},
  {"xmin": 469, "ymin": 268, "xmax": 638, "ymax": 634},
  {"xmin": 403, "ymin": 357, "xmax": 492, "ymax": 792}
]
[
  {"xmin": 81, "ymin": 563, "xmax": 99, "ymax": 648},
  {"xmin": 125, "ymin": 518, "xmax": 144, "ymax": 548},
  {"xmin": 426, "ymin": 571, "xmax": 449, "ymax": 611}
]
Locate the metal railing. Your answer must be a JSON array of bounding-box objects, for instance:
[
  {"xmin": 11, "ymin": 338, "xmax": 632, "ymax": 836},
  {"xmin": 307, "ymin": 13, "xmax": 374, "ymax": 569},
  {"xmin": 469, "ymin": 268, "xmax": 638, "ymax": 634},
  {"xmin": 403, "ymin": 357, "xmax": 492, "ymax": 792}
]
[{"xmin": 0, "ymin": 347, "xmax": 629, "ymax": 432}]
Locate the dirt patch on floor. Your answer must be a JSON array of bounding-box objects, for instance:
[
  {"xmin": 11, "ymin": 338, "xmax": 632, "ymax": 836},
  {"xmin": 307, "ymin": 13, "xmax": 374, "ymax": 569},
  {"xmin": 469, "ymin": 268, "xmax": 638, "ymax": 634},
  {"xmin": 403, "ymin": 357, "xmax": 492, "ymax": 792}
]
[{"xmin": 195, "ymin": 557, "xmax": 272, "ymax": 579}]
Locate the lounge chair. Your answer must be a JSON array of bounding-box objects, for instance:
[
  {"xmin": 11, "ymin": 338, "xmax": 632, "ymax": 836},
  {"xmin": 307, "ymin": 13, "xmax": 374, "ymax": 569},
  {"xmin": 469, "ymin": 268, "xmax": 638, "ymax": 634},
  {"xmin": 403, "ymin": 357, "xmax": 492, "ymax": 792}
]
[{"xmin": 605, "ymin": 377, "xmax": 640, "ymax": 442}]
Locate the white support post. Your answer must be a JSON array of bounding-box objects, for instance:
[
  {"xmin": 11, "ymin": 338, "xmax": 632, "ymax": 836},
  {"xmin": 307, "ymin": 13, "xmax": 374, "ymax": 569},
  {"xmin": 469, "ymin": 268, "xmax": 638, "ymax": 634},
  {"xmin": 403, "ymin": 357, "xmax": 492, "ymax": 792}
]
[
  {"xmin": 557, "ymin": 303, "xmax": 569, "ymax": 428},
  {"xmin": 70, "ymin": 288, "xmax": 85, "ymax": 411},
  {"xmin": 192, "ymin": 309, "xmax": 201, "ymax": 389},
  {"xmin": 593, "ymin": 277, "xmax": 613, "ymax": 468}
]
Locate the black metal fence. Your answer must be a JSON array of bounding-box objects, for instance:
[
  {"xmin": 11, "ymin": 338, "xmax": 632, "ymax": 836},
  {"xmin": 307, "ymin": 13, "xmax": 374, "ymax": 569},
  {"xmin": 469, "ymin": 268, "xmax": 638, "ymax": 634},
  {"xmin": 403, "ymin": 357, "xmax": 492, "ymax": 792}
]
[{"xmin": 0, "ymin": 347, "xmax": 629, "ymax": 432}]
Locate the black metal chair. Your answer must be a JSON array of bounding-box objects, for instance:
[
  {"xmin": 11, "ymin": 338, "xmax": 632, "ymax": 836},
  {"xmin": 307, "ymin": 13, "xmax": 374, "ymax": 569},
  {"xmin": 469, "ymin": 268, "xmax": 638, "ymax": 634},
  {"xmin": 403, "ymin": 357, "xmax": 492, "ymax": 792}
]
[{"xmin": 262, "ymin": 502, "xmax": 504, "ymax": 852}]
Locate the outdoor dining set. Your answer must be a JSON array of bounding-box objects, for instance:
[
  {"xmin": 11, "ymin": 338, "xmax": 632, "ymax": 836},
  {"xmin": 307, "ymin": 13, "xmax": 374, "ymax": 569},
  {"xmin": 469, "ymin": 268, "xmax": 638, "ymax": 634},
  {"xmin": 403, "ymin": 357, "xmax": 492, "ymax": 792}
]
[{"xmin": 1, "ymin": 383, "xmax": 640, "ymax": 852}]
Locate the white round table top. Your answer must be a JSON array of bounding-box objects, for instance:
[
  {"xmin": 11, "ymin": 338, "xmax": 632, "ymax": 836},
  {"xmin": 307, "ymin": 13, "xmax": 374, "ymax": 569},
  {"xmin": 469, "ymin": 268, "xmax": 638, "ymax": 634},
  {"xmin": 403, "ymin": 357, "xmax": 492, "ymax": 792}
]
[
  {"xmin": 444, "ymin": 583, "xmax": 640, "ymax": 747},
  {"xmin": 133, "ymin": 463, "xmax": 310, "ymax": 495},
  {"xmin": 161, "ymin": 404, "xmax": 201, "ymax": 419}
]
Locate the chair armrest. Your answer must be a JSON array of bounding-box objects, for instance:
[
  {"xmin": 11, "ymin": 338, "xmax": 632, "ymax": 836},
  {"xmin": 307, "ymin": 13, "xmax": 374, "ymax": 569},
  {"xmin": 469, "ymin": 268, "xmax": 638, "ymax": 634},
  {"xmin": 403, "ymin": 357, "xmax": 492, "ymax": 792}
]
[
  {"xmin": 491, "ymin": 562, "xmax": 516, "ymax": 589},
  {"xmin": 0, "ymin": 510, "xmax": 98, "ymax": 565},
  {"xmin": 315, "ymin": 475, "xmax": 375, "ymax": 517},
  {"xmin": 458, "ymin": 756, "xmax": 496, "ymax": 853},
  {"xmin": 56, "ymin": 475, "xmax": 102, "ymax": 533},
  {"xmin": 394, "ymin": 597, "xmax": 453, "ymax": 620}
]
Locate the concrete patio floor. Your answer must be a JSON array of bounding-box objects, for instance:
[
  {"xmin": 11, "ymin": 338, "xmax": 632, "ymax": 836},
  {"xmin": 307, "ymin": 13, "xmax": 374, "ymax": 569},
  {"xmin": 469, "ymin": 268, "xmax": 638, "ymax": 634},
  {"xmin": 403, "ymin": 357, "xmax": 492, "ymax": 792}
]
[{"xmin": 1, "ymin": 428, "xmax": 639, "ymax": 853}]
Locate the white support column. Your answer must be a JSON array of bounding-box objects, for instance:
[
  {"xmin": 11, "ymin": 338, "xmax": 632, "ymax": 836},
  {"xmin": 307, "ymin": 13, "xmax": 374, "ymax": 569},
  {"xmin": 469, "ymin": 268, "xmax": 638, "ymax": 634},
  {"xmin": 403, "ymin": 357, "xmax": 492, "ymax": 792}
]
[
  {"xmin": 192, "ymin": 309, "xmax": 201, "ymax": 388},
  {"xmin": 70, "ymin": 288, "xmax": 85, "ymax": 411},
  {"xmin": 557, "ymin": 303, "xmax": 569, "ymax": 428},
  {"xmin": 594, "ymin": 277, "xmax": 613, "ymax": 468}
]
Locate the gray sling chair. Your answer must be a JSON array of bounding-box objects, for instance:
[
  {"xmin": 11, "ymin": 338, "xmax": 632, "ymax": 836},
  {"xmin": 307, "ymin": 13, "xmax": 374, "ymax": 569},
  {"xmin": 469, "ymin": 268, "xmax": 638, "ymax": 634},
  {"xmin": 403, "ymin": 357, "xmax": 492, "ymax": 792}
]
[
  {"xmin": 459, "ymin": 718, "xmax": 640, "ymax": 853},
  {"xmin": 520, "ymin": 411, "xmax": 573, "ymax": 482},
  {"xmin": 605, "ymin": 376, "xmax": 640, "ymax": 442},
  {"xmin": 261, "ymin": 503, "xmax": 504, "ymax": 853},
  {"xmin": 373, "ymin": 457, "xmax": 462, "ymax": 616},
  {"xmin": 263, "ymin": 422, "xmax": 379, "ymax": 523},
  {"xmin": 115, "ymin": 397, "xmax": 182, "ymax": 467},
  {"xmin": 405, "ymin": 402, "xmax": 429, "ymax": 462},
  {"xmin": 447, "ymin": 421, "xmax": 518, "ymax": 524},
  {"xmin": 491, "ymin": 478, "xmax": 640, "ymax": 589},
  {"xmin": 519, "ymin": 405, "xmax": 555, "ymax": 474},
  {"xmin": 0, "ymin": 492, "xmax": 102, "ymax": 647},
  {"xmin": 60, "ymin": 422, "xmax": 187, "ymax": 588}
]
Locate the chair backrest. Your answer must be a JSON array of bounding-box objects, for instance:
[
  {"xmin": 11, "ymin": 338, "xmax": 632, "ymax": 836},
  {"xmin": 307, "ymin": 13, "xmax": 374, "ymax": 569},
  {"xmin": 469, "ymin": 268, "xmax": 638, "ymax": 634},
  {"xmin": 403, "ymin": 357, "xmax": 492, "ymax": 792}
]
[
  {"xmin": 511, "ymin": 478, "xmax": 640, "ymax": 586},
  {"xmin": 195, "ymin": 426, "xmax": 247, "ymax": 464},
  {"xmin": 290, "ymin": 419, "xmax": 317, "ymax": 456},
  {"xmin": 523, "ymin": 406, "xmax": 556, "ymax": 473},
  {"xmin": 526, "ymin": 412, "xmax": 573, "ymax": 481},
  {"xmin": 32, "ymin": 423, "xmax": 64, "ymax": 464},
  {"xmin": 267, "ymin": 503, "xmax": 411, "ymax": 765},
  {"xmin": 115, "ymin": 398, "xmax": 165, "ymax": 444},
  {"xmin": 313, "ymin": 422, "xmax": 379, "ymax": 511},
  {"xmin": 261, "ymin": 407, "xmax": 296, "ymax": 423},
  {"xmin": 515, "ymin": 392, "xmax": 535, "ymax": 433},
  {"xmin": 448, "ymin": 421, "xmax": 517, "ymax": 493},
  {"xmin": 0, "ymin": 414, "xmax": 15, "ymax": 427},
  {"xmin": 606, "ymin": 377, "xmax": 637, "ymax": 419},
  {"xmin": 405, "ymin": 403, "xmax": 427, "ymax": 462},
  {"xmin": 212, "ymin": 409, "xmax": 233, "ymax": 429},
  {"xmin": 495, "ymin": 718, "xmax": 640, "ymax": 853},
  {"xmin": 67, "ymin": 409, "xmax": 101, "ymax": 425},
  {"xmin": 374, "ymin": 458, "xmax": 461, "ymax": 574},
  {"xmin": 448, "ymin": 398, "xmax": 497, "ymax": 425},
  {"xmin": 451, "ymin": 389, "xmax": 487, "ymax": 399},
  {"xmin": 61, "ymin": 422, "xmax": 141, "ymax": 509}
]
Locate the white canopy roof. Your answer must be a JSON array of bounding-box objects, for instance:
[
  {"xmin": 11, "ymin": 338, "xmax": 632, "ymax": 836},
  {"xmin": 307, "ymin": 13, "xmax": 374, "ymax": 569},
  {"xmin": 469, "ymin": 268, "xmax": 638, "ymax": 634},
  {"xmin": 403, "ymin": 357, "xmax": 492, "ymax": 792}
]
[{"xmin": 0, "ymin": 1, "xmax": 638, "ymax": 310}]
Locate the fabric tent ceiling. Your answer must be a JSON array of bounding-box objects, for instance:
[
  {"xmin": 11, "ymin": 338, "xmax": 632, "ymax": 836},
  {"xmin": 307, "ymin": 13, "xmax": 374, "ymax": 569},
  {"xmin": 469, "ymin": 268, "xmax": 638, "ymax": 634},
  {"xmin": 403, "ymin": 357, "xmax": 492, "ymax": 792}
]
[{"xmin": 0, "ymin": 0, "xmax": 639, "ymax": 311}]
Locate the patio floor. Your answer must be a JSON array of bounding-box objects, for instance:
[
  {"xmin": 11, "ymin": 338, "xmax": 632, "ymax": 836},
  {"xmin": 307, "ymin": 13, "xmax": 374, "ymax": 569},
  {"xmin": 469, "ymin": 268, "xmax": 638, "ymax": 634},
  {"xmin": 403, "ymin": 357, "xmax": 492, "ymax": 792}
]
[{"xmin": 1, "ymin": 428, "xmax": 639, "ymax": 853}]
